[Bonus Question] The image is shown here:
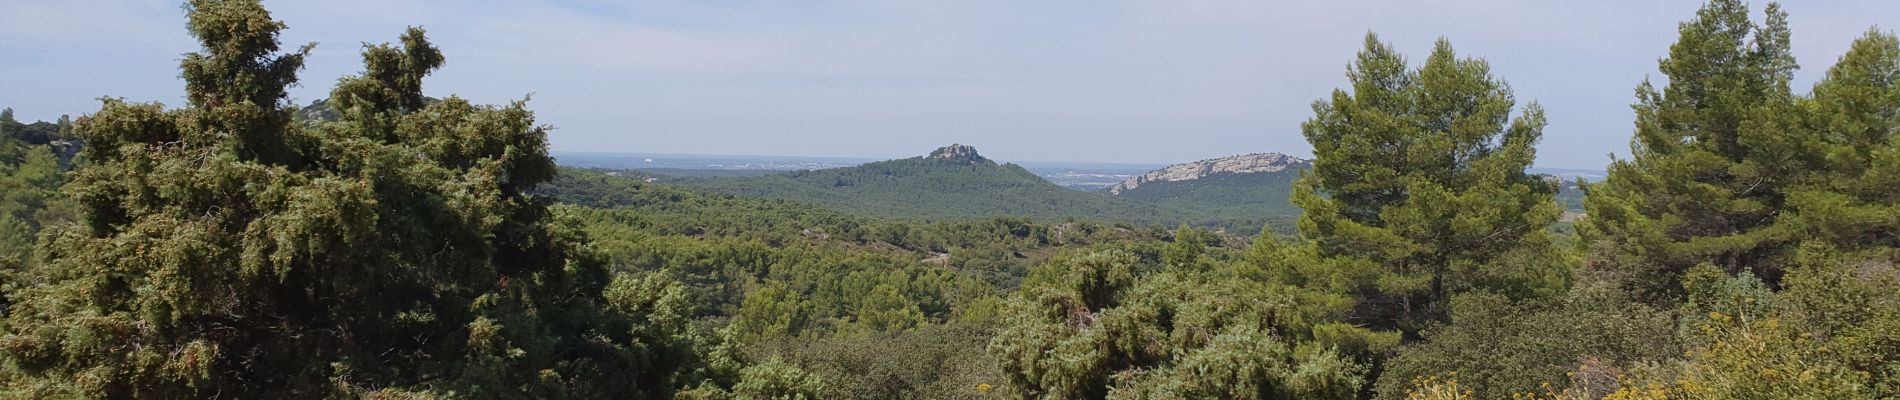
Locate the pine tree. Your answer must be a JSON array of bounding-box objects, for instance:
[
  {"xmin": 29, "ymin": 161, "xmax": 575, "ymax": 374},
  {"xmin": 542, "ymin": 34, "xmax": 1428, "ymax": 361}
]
[
  {"xmin": 1779, "ymin": 30, "xmax": 1900, "ymax": 250},
  {"xmin": 0, "ymin": 1, "xmax": 693, "ymax": 398},
  {"xmin": 1579, "ymin": 0, "xmax": 1806, "ymax": 303},
  {"xmin": 1279, "ymin": 34, "xmax": 1564, "ymax": 333}
]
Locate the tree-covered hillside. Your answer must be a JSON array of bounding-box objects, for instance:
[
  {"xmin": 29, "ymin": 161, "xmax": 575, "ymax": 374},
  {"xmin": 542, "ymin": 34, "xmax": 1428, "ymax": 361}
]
[
  {"xmin": 1108, "ymin": 167, "xmax": 1305, "ymax": 230},
  {"xmin": 651, "ymin": 145, "xmax": 1219, "ymax": 229}
]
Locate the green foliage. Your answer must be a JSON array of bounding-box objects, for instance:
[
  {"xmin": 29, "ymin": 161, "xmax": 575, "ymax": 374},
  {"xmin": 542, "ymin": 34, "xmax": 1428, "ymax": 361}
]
[
  {"xmin": 1773, "ymin": 245, "xmax": 1900, "ymax": 397},
  {"xmin": 1597, "ymin": 261, "xmax": 1872, "ymax": 399},
  {"xmin": 751, "ymin": 324, "xmax": 1009, "ymax": 400},
  {"xmin": 575, "ymin": 207, "xmax": 1005, "ymax": 327},
  {"xmin": 731, "ymin": 359, "xmax": 828, "ymax": 400},
  {"xmin": 1579, "ymin": 0, "xmax": 1807, "ymax": 302},
  {"xmin": 10, "ymin": 0, "xmax": 1900, "ymax": 398},
  {"xmin": 1109, "ymin": 168, "xmax": 1306, "ymax": 234},
  {"xmin": 1398, "ymin": 374, "xmax": 1475, "ymax": 400},
  {"xmin": 1373, "ymin": 287, "xmax": 1680, "ymax": 399},
  {"xmin": 1400, "ymin": 6, "xmax": 1900, "ymax": 399},
  {"xmin": 0, "ymin": 2, "xmax": 694, "ymax": 397},
  {"xmin": 855, "ymin": 284, "xmax": 927, "ymax": 334},
  {"xmin": 990, "ymin": 249, "xmax": 1384, "ymax": 399},
  {"xmin": 731, "ymin": 283, "xmax": 811, "ymax": 343},
  {"xmin": 0, "ymin": 114, "xmax": 78, "ymax": 319},
  {"xmin": 548, "ymin": 168, "xmax": 1184, "ymax": 347},
  {"xmin": 1774, "ymin": 30, "xmax": 1900, "ymax": 261},
  {"xmin": 1284, "ymin": 33, "xmax": 1567, "ymax": 333},
  {"xmin": 678, "ymin": 356, "xmax": 829, "ymax": 400},
  {"xmin": 546, "ymin": 166, "xmax": 1193, "ymax": 398},
  {"xmin": 0, "ymin": 107, "xmax": 81, "ymax": 260},
  {"xmin": 0, "ymin": 108, "xmax": 77, "ymax": 151},
  {"xmin": 0, "ymin": 139, "xmax": 69, "ymax": 263},
  {"xmin": 545, "ymin": 167, "xmax": 1171, "ymax": 253}
]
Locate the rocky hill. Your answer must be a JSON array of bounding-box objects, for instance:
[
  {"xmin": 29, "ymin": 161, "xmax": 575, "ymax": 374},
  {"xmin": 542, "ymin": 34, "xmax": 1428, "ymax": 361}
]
[
  {"xmin": 552, "ymin": 146, "xmax": 1313, "ymax": 234},
  {"xmin": 927, "ymin": 143, "xmax": 987, "ymax": 164},
  {"xmin": 1102, "ymin": 152, "xmax": 1309, "ymax": 232},
  {"xmin": 1107, "ymin": 153, "xmax": 1308, "ymax": 195},
  {"xmin": 637, "ymin": 144, "xmax": 1199, "ymax": 225}
]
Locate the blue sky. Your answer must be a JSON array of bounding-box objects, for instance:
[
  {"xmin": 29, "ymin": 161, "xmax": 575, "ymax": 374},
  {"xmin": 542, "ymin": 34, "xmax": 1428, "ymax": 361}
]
[{"xmin": 2, "ymin": 1, "xmax": 1895, "ymax": 168}]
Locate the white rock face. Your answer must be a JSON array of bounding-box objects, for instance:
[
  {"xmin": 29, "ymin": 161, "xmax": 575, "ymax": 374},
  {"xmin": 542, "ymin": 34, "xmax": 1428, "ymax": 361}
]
[{"xmin": 1108, "ymin": 153, "xmax": 1307, "ymax": 195}]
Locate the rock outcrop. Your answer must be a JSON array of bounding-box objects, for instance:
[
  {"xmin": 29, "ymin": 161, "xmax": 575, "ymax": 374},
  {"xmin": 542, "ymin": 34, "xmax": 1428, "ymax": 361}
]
[
  {"xmin": 1108, "ymin": 153, "xmax": 1307, "ymax": 195},
  {"xmin": 927, "ymin": 143, "xmax": 989, "ymax": 164}
]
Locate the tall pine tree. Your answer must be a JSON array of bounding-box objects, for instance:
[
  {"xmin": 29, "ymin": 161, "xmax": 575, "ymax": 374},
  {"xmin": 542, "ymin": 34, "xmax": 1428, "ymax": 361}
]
[
  {"xmin": 1579, "ymin": 0, "xmax": 1805, "ymax": 303},
  {"xmin": 1778, "ymin": 30, "xmax": 1900, "ymax": 250},
  {"xmin": 1273, "ymin": 34, "xmax": 1564, "ymax": 333}
]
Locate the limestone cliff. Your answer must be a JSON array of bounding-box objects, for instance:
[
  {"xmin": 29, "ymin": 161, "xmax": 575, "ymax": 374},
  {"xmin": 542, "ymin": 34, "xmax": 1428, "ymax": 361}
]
[{"xmin": 1108, "ymin": 153, "xmax": 1307, "ymax": 195}]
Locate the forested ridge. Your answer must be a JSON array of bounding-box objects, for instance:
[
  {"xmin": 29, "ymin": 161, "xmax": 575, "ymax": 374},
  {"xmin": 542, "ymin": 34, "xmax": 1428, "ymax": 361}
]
[
  {"xmin": 642, "ymin": 149, "xmax": 1223, "ymax": 230},
  {"xmin": 634, "ymin": 148, "xmax": 1307, "ymax": 235},
  {"xmin": 3, "ymin": 1, "xmax": 1900, "ymax": 399},
  {"xmin": 1104, "ymin": 167, "xmax": 1306, "ymax": 231}
]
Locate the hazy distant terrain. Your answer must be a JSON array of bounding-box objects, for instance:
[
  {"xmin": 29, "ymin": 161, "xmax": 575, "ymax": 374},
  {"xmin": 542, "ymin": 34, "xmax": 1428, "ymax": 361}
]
[
  {"xmin": 580, "ymin": 146, "xmax": 1220, "ymax": 229},
  {"xmin": 555, "ymin": 151, "xmax": 1166, "ymax": 190},
  {"xmin": 1529, "ymin": 167, "xmax": 1609, "ymax": 182},
  {"xmin": 553, "ymin": 151, "xmax": 875, "ymax": 172},
  {"xmin": 553, "ymin": 148, "xmax": 1317, "ymax": 233},
  {"xmin": 556, "ymin": 151, "xmax": 1602, "ymax": 184},
  {"xmin": 550, "ymin": 150, "xmax": 1593, "ymax": 236}
]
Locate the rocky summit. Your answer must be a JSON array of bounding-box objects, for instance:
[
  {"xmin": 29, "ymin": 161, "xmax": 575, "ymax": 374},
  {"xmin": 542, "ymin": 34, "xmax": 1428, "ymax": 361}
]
[
  {"xmin": 1108, "ymin": 152, "xmax": 1307, "ymax": 195},
  {"xmin": 927, "ymin": 143, "xmax": 988, "ymax": 164}
]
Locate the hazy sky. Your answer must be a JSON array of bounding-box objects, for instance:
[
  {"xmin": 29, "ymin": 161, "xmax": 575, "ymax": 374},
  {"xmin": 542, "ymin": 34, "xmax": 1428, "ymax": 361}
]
[{"xmin": 2, "ymin": 1, "xmax": 1896, "ymax": 168}]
